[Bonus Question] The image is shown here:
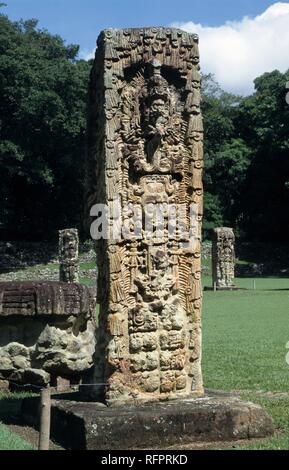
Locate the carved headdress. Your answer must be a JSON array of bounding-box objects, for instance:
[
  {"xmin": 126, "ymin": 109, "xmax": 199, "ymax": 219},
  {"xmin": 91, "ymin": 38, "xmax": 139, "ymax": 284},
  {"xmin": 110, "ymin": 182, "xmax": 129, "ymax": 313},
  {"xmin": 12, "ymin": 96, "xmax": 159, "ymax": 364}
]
[{"xmin": 147, "ymin": 59, "xmax": 170, "ymax": 104}]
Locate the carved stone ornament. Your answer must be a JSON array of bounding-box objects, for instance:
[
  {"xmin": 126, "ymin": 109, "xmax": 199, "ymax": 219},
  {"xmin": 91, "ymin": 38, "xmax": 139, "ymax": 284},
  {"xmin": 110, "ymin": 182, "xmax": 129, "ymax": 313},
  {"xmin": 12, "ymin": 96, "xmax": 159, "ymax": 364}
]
[
  {"xmin": 59, "ymin": 229, "xmax": 79, "ymax": 283},
  {"xmin": 86, "ymin": 28, "xmax": 204, "ymax": 404},
  {"xmin": 212, "ymin": 228, "xmax": 235, "ymax": 289}
]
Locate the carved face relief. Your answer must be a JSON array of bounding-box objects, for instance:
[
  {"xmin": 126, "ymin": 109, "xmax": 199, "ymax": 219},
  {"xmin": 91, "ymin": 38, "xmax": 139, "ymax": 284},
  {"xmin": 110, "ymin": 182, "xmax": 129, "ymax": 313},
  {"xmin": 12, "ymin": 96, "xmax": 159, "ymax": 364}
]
[{"xmin": 149, "ymin": 98, "xmax": 169, "ymax": 126}]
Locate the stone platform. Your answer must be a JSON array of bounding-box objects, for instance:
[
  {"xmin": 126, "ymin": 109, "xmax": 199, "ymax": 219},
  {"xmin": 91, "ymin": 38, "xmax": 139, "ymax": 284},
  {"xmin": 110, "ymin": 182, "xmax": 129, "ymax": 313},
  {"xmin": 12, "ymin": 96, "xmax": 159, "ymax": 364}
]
[
  {"xmin": 21, "ymin": 391, "xmax": 274, "ymax": 450},
  {"xmin": 0, "ymin": 281, "xmax": 96, "ymax": 387}
]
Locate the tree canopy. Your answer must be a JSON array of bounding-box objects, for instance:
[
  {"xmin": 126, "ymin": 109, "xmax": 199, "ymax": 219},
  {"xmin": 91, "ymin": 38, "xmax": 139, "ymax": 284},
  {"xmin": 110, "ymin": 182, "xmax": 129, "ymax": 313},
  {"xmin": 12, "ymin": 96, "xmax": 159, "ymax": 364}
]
[
  {"xmin": 0, "ymin": 9, "xmax": 289, "ymax": 242},
  {"xmin": 0, "ymin": 10, "xmax": 91, "ymax": 240},
  {"xmin": 202, "ymin": 70, "xmax": 289, "ymax": 241}
]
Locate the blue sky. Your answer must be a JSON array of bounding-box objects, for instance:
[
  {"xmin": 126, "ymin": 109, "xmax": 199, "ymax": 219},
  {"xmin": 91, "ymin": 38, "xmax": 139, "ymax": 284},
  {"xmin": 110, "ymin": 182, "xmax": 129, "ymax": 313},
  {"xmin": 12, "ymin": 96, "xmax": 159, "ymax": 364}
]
[
  {"xmin": 2, "ymin": 1, "xmax": 289, "ymax": 94},
  {"xmin": 3, "ymin": 0, "xmax": 280, "ymax": 52}
]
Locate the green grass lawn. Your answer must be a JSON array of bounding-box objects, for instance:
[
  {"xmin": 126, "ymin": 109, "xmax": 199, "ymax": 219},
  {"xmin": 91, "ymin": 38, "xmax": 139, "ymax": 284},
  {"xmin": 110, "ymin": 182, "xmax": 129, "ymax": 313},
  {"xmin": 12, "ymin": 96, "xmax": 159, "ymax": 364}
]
[
  {"xmin": 24, "ymin": 261, "xmax": 96, "ymax": 287},
  {"xmin": 0, "ymin": 272, "xmax": 289, "ymax": 450},
  {"xmin": 0, "ymin": 392, "xmax": 35, "ymax": 450},
  {"xmin": 0, "ymin": 425, "xmax": 34, "ymax": 450},
  {"xmin": 202, "ymin": 276, "xmax": 289, "ymax": 392},
  {"xmin": 203, "ymin": 279, "xmax": 289, "ymax": 391},
  {"xmin": 202, "ymin": 275, "xmax": 289, "ymax": 450},
  {"xmin": 26, "ymin": 261, "xmax": 96, "ymax": 272},
  {"xmin": 80, "ymin": 277, "xmax": 96, "ymax": 287}
]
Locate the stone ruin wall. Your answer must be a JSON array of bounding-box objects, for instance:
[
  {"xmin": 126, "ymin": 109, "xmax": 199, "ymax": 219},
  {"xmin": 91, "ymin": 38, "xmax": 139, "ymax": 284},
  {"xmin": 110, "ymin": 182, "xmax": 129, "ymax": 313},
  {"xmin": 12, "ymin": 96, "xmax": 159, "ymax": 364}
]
[
  {"xmin": 87, "ymin": 28, "xmax": 204, "ymax": 404},
  {"xmin": 0, "ymin": 282, "xmax": 96, "ymax": 386}
]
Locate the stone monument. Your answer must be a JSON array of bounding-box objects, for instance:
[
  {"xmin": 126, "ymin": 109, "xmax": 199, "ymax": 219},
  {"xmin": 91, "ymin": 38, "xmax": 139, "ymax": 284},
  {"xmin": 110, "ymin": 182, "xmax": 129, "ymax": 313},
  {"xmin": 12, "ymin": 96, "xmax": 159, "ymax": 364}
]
[
  {"xmin": 59, "ymin": 229, "xmax": 79, "ymax": 283},
  {"xmin": 86, "ymin": 27, "xmax": 204, "ymax": 404},
  {"xmin": 22, "ymin": 28, "xmax": 273, "ymax": 449},
  {"xmin": 212, "ymin": 227, "xmax": 236, "ymax": 290},
  {"xmin": 0, "ymin": 281, "xmax": 96, "ymax": 387}
]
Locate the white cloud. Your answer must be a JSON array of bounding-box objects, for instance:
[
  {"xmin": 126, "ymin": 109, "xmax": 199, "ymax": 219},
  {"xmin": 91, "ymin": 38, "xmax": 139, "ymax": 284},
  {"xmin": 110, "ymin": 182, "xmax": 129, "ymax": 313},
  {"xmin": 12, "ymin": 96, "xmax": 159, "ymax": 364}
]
[
  {"xmin": 79, "ymin": 49, "xmax": 95, "ymax": 61},
  {"xmin": 171, "ymin": 2, "xmax": 289, "ymax": 95}
]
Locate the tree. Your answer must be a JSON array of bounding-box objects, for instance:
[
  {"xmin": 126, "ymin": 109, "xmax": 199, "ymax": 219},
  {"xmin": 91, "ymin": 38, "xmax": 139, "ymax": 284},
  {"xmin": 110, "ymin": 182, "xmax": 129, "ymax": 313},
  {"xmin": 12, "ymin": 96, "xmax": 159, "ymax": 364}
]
[
  {"xmin": 238, "ymin": 70, "xmax": 289, "ymax": 241},
  {"xmin": 201, "ymin": 74, "xmax": 249, "ymax": 237},
  {"xmin": 0, "ymin": 12, "xmax": 91, "ymax": 240},
  {"xmin": 1, "ymin": 8, "xmax": 289, "ymax": 244},
  {"xmin": 212, "ymin": 139, "xmax": 251, "ymax": 227}
]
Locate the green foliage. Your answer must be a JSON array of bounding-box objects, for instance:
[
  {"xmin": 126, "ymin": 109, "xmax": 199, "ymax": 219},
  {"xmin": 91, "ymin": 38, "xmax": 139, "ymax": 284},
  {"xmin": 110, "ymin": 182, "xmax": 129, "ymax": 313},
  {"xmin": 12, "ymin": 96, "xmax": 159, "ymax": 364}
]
[
  {"xmin": 202, "ymin": 74, "xmax": 240, "ymax": 154},
  {"xmin": 0, "ymin": 9, "xmax": 289, "ymax": 243},
  {"xmin": 237, "ymin": 69, "xmax": 289, "ymax": 241},
  {"xmin": 203, "ymin": 70, "xmax": 289, "ymax": 241},
  {"xmin": 203, "ymin": 193, "xmax": 224, "ymax": 233},
  {"xmin": 202, "ymin": 74, "xmax": 249, "ymax": 237},
  {"xmin": 212, "ymin": 138, "xmax": 251, "ymax": 228},
  {"xmin": 0, "ymin": 11, "xmax": 91, "ymax": 240}
]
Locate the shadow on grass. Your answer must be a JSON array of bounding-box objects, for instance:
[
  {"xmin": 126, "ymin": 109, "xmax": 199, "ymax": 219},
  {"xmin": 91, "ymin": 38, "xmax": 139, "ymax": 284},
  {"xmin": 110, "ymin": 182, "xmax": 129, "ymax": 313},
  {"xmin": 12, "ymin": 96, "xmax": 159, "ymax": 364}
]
[
  {"xmin": 236, "ymin": 271, "xmax": 289, "ymax": 279},
  {"xmin": 263, "ymin": 288, "xmax": 289, "ymax": 291},
  {"xmin": 0, "ymin": 394, "xmax": 27, "ymax": 425},
  {"xmin": 235, "ymin": 242, "xmax": 289, "ymax": 278},
  {"xmin": 0, "ymin": 242, "xmax": 58, "ymax": 273}
]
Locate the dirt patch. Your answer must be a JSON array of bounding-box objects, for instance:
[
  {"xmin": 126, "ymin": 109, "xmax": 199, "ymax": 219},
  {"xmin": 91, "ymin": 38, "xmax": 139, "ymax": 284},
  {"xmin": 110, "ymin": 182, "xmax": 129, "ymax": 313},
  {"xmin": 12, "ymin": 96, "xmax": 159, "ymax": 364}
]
[{"xmin": 7, "ymin": 423, "xmax": 63, "ymax": 450}]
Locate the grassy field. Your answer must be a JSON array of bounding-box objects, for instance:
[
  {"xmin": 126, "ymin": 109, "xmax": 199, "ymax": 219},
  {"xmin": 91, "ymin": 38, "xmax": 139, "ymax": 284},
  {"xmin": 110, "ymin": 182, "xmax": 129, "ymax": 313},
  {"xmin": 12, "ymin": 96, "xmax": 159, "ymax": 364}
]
[
  {"xmin": 0, "ymin": 392, "xmax": 35, "ymax": 450},
  {"xmin": 202, "ymin": 275, "xmax": 289, "ymax": 450},
  {"xmin": 202, "ymin": 276, "xmax": 289, "ymax": 392},
  {"xmin": 0, "ymin": 425, "xmax": 34, "ymax": 451},
  {"xmin": 0, "ymin": 267, "xmax": 289, "ymax": 449}
]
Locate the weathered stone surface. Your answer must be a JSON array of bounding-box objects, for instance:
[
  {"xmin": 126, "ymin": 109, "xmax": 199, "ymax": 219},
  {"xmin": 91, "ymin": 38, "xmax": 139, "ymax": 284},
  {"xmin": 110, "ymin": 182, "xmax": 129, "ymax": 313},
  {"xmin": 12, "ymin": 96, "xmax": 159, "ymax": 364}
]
[
  {"xmin": 59, "ymin": 229, "xmax": 79, "ymax": 283},
  {"xmin": 21, "ymin": 392, "xmax": 274, "ymax": 450},
  {"xmin": 212, "ymin": 228, "xmax": 235, "ymax": 289},
  {"xmin": 0, "ymin": 282, "xmax": 96, "ymax": 385},
  {"xmin": 86, "ymin": 27, "xmax": 204, "ymax": 404},
  {"xmin": 10, "ymin": 368, "xmax": 50, "ymax": 387},
  {"xmin": 0, "ymin": 281, "xmax": 91, "ymax": 316},
  {"xmin": 55, "ymin": 376, "xmax": 71, "ymax": 392},
  {"xmin": 0, "ymin": 379, "xmax": 9, "ymax": 391}
]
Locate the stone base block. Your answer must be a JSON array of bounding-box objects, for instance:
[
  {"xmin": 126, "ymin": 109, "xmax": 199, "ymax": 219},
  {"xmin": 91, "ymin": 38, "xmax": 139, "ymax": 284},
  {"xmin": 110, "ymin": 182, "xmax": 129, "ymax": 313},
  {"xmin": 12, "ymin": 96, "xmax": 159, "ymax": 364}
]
[
  {"xmin": 21, "ymin": 391, "xmax": 274, "ymax": 450},
  {"xmin": 0, "ymin": 379, "xmax": 9, "ymax": 391}
]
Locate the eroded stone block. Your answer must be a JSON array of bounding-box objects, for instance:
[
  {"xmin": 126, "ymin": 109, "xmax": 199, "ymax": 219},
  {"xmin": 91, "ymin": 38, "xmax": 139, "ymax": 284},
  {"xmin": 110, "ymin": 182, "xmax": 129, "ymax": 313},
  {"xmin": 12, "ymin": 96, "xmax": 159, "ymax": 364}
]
[{"xmin": 0, "ymin": 282, "xmax": 96, "ymax": 385}]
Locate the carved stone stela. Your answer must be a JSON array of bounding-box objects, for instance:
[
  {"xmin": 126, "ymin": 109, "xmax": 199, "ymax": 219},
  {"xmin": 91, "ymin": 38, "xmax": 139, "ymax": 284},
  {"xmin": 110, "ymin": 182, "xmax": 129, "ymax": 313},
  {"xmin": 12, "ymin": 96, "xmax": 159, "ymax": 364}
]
[
  {"xmin": 59, "ymin": 229, "xmax": 79, "ymax": 283},
  {"xmin": 87, "ymin": 28, "xmax": 204, "ymax": 404},
  {"xmin": 212, "ymin": 228, "xmax": 235, "ymax": 289}
]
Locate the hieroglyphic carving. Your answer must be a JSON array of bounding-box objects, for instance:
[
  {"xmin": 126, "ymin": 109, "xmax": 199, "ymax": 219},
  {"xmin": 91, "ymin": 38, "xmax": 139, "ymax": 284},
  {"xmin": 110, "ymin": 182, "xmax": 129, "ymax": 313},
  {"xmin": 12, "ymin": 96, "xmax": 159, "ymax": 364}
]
[
  {"xmin": 59, "ymin": 229, "xmax": 79, "ymax": 283},
  {"xmin": 212, "ymin": 228, "xmax": 235, "ymax": 289},
  {"xmin": 87, "ymin": 28, "xmax": 204, "ymax": 404}
]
